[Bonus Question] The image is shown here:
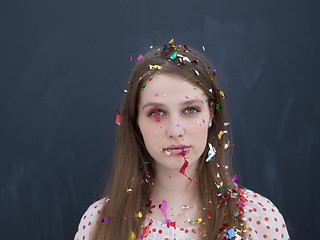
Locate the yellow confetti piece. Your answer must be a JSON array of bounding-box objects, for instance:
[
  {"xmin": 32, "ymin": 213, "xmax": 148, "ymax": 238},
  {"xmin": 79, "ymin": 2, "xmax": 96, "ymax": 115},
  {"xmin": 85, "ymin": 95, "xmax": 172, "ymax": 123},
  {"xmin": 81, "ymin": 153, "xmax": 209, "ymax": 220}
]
[
  {"xmin": 138, "ymin": 212, "xmax": 142, "ymax": 218},
  {"xmin": 129, "ymin": 231, "xmax": 137, "ymax": 240},
  {"xmin": 196, "ymin": 218, "xmax": 202, "ymax": 224},
  {"xmin": 217, "ymin": 173, "xmax": 220, "ymax": 178},
  {"xmin": 219, "ymin": 90, "xmax": 225, "ymax": 99},
  {"xmin": 169, "ymin": 38, "xmax": 174, "ymax": 44},
  {"xmin": 218, "ymin": 130, "xmax": 228, "ymax": 139},
  {"xmin": 149, "ymin": 64, "xmax": 162, "ymax": 70}
]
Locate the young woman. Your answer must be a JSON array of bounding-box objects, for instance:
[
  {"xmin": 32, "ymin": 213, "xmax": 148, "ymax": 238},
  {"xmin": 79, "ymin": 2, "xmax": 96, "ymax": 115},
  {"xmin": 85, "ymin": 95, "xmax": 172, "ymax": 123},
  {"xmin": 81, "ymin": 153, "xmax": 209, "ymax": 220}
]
[{"xmin": 74, "ymin": 41, "xmax": 290, "ymax": 240}]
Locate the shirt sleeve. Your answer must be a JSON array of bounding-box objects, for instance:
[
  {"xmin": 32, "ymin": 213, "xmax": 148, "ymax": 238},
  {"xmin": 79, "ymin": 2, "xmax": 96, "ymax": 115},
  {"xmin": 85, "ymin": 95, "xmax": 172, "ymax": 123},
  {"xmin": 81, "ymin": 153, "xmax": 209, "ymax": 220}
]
[
  {"xmin": 74, "ymin": 198, "xmax": 106, "ymax": 240},
  {"xmin": 243, "ymin": 189, "xmax": 290, "ymax": 240}
]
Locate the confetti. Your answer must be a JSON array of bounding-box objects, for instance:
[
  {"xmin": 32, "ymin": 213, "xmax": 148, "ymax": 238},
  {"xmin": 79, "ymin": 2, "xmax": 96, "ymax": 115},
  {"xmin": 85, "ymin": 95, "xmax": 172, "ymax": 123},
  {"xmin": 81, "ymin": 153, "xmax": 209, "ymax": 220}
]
[
  {"xmin": 216, "ymin": 103, "xmax": 222, "ymax": 110},
  {"xmin": 129, "ymin": 231, "xmax": 136, "ymax": 240},
  {"xmin": 169, "ymin": 38, "xmax": 174, "ymax": 44},
  {"xmin": 137, "ymin": 54, "xmax": 143, "ymax": 61},
  {"xmin": 130, "ymin": 56, "xmax": 132, "ymax": 61},
  {"xmin": 150, "ymin": 106, "xmax": 160, "ymax": 122},
  {"xmin": 170, "ymin": 51, "xmax": 177, "ymax": 60},
  {"xmin": 179, "ymin": 158, "xmax": 202, "ymax": 185},
  {"xmin": 101, "ymin": 217, "xmax": 109, "ymax": 223},
  {"xmin": 149, "ymin": 64, "xmax": 162, "ymax": 70},
  {"xmin": 219, "ymin": 90, "xmax": 226, "ymax": 99},
  {"xmin": 115, "ymin": 110, "xmax": 121, "ymax": 125},
  {"xmin": 227, "ymin": 229, "xmax": 235, "ymax": 238},
  {"xmin": 161, "ymin": 199, "xmax": 172, "ymax": 226},
  {"xmin": 142, "ymin": 83, "xmax": 146, "ymax": 88},
  {"xmin": 126, "ymin": 189, "xmax": 133, "ymax": 192},
  {"xmin": 202, "ymin": 46, "xmax": 206, "ymax": 51},
  {"xmin": 218, "ymin": 130, "xmax": 228, "ymax": 139},
  {"xmin": 206, "ymin": 143, "xmax": 216, "ymax": 162}
]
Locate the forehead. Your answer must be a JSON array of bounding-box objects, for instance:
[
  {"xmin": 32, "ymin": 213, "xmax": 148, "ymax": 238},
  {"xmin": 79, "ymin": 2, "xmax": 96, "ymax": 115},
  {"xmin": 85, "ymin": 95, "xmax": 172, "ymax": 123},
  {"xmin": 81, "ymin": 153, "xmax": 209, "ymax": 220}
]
[{"xmin": 139, "ymin": 74, "xmax": 206, "ymax": 104}]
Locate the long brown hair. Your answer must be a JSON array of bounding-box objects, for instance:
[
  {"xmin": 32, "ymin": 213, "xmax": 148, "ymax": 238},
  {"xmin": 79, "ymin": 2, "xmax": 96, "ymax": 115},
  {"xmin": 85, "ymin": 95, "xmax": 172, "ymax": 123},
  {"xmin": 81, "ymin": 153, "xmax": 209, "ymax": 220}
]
[{"xmin": 92, "ymin": 43, "xmax": 247, "ymax": 239}]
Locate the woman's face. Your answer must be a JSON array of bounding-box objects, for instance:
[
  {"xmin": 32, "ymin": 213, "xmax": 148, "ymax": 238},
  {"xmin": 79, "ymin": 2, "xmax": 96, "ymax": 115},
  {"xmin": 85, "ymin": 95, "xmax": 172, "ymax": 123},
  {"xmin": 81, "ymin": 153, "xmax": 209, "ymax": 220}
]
[{"xmin": 137, "ymin": 73, "xmax": 213, "ymax": 170}]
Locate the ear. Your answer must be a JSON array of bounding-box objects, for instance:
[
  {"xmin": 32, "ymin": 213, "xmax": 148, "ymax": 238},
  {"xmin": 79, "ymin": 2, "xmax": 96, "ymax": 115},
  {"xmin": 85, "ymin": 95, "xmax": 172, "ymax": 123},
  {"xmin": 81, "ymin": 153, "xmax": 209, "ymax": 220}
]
[{"xmin": 209, "ymin": 101, "xmax": 215, "ymax": 123}]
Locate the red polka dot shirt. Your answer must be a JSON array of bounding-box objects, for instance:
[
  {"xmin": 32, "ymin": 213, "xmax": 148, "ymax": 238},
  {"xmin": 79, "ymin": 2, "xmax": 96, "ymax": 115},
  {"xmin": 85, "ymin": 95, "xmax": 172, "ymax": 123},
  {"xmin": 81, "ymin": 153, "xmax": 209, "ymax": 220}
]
[{"xmin": 74, "ymin": 189, "xmax": 290, "ymax": 240}]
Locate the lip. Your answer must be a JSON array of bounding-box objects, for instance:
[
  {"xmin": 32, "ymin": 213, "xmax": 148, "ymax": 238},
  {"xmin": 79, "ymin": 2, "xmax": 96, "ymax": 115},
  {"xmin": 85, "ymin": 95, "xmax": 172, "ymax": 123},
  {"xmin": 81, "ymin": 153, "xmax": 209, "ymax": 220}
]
[{"xmin": 163, "ymin": 144, "xmax": 190, "ymax": 155}]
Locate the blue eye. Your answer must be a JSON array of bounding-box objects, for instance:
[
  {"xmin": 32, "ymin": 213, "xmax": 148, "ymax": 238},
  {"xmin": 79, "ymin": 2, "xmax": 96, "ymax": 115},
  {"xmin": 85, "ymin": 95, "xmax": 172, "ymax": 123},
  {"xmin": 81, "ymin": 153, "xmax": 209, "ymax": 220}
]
[{"xmin": 184, "ymin": 108, "xmax": 199, "ymax": 114}]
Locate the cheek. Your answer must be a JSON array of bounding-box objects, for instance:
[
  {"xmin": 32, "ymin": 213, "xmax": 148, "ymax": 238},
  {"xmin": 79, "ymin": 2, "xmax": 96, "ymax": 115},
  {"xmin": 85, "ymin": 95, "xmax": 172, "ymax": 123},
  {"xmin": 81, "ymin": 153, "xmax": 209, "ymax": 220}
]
[{"xmin": 139, "ymin": 122, "xmax": 163, "ymax": 146}]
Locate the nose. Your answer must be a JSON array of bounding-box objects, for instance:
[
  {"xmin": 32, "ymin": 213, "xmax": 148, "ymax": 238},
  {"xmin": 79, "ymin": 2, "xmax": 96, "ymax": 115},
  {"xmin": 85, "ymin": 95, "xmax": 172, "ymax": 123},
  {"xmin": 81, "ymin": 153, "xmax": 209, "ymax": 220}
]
[{"xmin": 166, "ymin": 118, "xmax": 185, "ymax": 139}]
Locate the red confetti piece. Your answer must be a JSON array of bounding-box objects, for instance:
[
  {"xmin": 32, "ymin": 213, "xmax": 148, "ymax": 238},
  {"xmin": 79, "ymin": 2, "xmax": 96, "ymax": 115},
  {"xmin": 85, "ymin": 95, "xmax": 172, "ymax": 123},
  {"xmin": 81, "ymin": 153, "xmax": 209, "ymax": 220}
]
[
  {"xmin": 150, "ymin": 106, "xmax": 160, "ymax": 122},
  {"xmin": 115, "ymin": 110, "xmax": 121, "ymax": 125},
  {"xmin": 179, "ymin": 157, "xmax": 202, "ymax": 186}
]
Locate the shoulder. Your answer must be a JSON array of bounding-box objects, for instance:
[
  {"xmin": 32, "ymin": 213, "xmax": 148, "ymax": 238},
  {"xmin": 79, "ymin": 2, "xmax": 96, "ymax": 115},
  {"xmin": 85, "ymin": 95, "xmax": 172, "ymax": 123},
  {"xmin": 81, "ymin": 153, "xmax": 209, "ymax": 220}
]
[
  {"xmin": 74, "ymin": 198, "xmax": 106, "ymax": 240},
  {"xmin": 242, "ymin": 188, "xmax": 290, "ymax": 240}
]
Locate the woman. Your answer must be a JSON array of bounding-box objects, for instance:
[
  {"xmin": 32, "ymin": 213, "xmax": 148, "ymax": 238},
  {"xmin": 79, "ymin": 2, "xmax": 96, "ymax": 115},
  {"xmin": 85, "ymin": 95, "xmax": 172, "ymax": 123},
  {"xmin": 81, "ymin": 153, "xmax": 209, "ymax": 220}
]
[{"xmin": 74, "ymin": 40, "xmax": 290, "ymax": 240}]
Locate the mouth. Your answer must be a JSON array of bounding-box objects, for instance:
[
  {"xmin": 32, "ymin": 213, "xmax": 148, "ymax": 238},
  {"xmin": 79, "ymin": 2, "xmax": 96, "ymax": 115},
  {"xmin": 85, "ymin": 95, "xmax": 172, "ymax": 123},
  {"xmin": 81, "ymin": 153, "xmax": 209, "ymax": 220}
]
[{"xmin": 162, "ymin": 145, "xmax": 190, "ymax": 155}]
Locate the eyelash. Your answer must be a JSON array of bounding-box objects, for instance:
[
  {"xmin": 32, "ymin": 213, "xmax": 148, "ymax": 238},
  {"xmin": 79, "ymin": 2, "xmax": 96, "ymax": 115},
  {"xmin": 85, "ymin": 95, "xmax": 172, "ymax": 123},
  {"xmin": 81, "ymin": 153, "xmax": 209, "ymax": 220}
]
[{"xmin": 147, "ymin": 107, "xmax": 200, "ymax": 117}]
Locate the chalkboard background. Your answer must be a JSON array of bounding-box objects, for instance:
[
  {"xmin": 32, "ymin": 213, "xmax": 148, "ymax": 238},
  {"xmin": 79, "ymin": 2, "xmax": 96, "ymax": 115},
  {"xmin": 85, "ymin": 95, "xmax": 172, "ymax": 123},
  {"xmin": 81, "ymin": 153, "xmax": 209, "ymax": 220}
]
[{"xmin": 1, "ymin": 0, "xmax": 319, "ymax": 239}]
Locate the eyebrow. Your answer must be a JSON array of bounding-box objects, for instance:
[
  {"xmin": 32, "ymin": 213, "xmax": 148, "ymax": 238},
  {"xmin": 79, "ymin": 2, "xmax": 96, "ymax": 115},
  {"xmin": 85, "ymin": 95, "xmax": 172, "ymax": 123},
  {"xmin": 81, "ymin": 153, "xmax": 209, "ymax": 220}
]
[{"xmin": 142, "ymin": 99, "xmax": 204, "ymax": 109}]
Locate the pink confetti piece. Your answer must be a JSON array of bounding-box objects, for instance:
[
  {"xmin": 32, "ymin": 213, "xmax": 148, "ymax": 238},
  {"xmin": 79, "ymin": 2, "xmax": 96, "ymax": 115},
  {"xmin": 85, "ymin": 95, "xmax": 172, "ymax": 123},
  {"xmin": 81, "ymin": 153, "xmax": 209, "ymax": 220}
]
[
  {"xmin": 232, "ymin": 174, "xmax": 238, "ymax": 188},
  {"xmin": 150, "ymin": 106, "xmax": 160, "ymax": 122},
  {"xmin": 137, "ymin": 54, "xmax": 143, "ymax": 61},
  {"xmin": 162, "ymin": 199, "xmax": 172, "ymax": 226},
  {"xmin": 130, "ymin": 56, "xmax": 132, "ymax": 61}
]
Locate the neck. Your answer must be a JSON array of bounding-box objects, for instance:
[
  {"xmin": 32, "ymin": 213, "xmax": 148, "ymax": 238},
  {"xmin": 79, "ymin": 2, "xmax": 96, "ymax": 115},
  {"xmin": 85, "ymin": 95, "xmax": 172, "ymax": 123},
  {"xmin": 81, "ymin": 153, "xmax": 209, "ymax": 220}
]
[{"xmin": 151, "ymin": 160, "xmax": 201, "ymax": 206}]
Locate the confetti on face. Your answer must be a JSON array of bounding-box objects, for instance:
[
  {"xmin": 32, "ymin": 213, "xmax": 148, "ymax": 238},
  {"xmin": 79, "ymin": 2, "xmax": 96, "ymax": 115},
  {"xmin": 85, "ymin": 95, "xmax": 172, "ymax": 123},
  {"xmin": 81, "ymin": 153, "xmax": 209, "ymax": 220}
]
[
  {"xmin": 179, "ymin": 157, "xmax": 202, "ymax": 186},
  {"xmin": 142, "ymin": 83, "xmax": 146, "ymax": 88},
  {"xmin": 150, "ymin": 106, "xmax": 160, "ymax": 122}
]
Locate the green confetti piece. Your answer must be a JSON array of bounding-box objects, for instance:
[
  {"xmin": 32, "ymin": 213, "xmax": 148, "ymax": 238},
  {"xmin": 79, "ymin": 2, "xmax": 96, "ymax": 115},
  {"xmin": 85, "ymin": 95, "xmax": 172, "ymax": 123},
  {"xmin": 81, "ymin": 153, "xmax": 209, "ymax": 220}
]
[
  {"xmin": 142, "ymin": 83, "xmax": 146, "ymax": 88},
  {"xmin": 144, "ymin": 162, "xmax": 150, "ymax": 164},
  {"xmin": 221, "ymin": 184, "xmax": 225, "ymax": 190},
  {"xmin": 216, "ymin": 103, "xmax": 222, "ymax": 110},
  {"xmin": 170, "ymin": 51, "xmax": 177, "ymax": 60},
  {"xmin": 193, "ymin": 87, "xmax": 197, "ymax": 90}
]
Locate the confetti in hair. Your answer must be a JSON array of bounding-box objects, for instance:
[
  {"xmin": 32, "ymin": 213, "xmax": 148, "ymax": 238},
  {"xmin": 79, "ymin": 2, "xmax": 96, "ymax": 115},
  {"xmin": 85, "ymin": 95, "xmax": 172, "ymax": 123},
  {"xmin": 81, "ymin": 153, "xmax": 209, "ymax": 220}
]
[{"xmin": 115, "ymin": 110, "xmax": 121, "ymax": 125}]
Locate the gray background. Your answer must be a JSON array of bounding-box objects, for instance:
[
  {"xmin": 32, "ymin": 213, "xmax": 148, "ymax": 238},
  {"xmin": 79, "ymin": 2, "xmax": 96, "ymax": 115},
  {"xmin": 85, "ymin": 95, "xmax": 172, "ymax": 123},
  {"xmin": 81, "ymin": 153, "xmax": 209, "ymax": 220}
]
[{"xmin": 1, "ymin": 0, "xmax": 319, "ymax": 239}]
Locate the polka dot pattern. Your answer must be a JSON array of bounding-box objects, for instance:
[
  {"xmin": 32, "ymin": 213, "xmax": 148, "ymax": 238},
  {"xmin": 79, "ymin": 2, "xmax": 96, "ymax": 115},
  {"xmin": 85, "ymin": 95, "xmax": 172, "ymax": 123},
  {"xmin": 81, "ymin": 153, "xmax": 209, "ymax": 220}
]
[
  {"xmin": 244, "ymin": 189, "xmax": 290, "ymax": 240},
  {"xmin": 74, "ymin": 198, "xmax": 105, "ymax": 240},
  {"xmin": 74, "ymin": 189, "xmax": 290, "ymax": 240}
]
